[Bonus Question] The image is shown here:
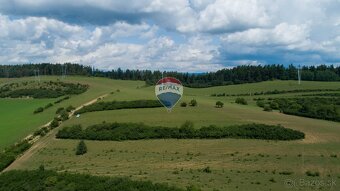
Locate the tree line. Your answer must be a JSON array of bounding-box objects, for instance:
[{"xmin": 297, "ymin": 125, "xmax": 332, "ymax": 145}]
[
  {"xmin": 75, "ymin": 100, "xmax": 163, "ymax": 114},
  {"xmin": 0, "ymin": 140, "xmax": 32, "ymax": 172},
  {"xmin": 1, "ymin": 63, "xmax": 340, "ymax": 87},
  {"xmin": 56, "ymin": 122, "xmax": 305, "ymax": 141},
  {"xmin": 256, "ymin": 97, "xmax": 340, "ymax": 122},
  {"xmin": 0, "ymin": 168, "xmax": 185, "ymax": 191},
  {"xmin": 0, "ymin": 81, "xmax": 88, "ymax": 98},
  {"xmin": 211, "ymin": 88, "xmax": 340, "ymax": 97}
]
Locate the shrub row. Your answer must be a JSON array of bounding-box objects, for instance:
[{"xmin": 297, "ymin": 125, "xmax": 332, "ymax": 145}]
[
  {"xmin": 300, "ymin": 92, "xmax": 340, "ymax": 97},
  {"xmin": 34, "ymin": 96, "xmax": 71, "ymax": 114},
  {"xmin": 75, "ymin": 100, "xmax": 163, "ymax": 114},
  {"xmin": 3, "ymin": 89, "xmax": 65, "ymax": 98},
  {"xmin": 257, "ymin": 97, "xmax": 340, "ymax": 122},
  {"xmin": 54, "ymin": 96, "xmax": 70, "ymax": 104},
  {"xmin": 1, "ymin": 104, "xmax": 75, "ymax": 171},
  {"xmin": 33, "ymin": 105, "xmax": 75, "ymax": 137},
  {"xmin": 56, "ymin": 122, "xmax": 305, "ymax": 141},
  {"xmin": 0, "ymin": 140, "xmax": 32, "ymax": 172},
  {"xmin": 0, "ymin": 81, "xmax": 88, "ymax": 98},
  {"xmin": 211, "ymin": 88, "xmax": 340, "ymax": 97},
  {"xmin": 0, "ymin": 168, "xmax": 185, "ymax": 191}
]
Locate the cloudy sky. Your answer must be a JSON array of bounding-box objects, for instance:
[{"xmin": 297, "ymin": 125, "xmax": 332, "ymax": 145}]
[{"xmin": 0, "ymin": 0, "xmax": 339, "ymax": 72}]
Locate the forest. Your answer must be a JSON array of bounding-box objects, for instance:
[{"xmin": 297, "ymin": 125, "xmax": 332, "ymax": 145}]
[
  {"xmin": 0, "ymin": 63, "xmax": 340, "ymax": 87},
  {"xmin": 56, "ymin": 122, "xmax": 305, "ymax": 141}
]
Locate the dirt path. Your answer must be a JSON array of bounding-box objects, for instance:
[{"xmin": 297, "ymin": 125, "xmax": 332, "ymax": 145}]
[{"xmin": 2, "ymin": 94, "xmax": 108, "ymax": 172}]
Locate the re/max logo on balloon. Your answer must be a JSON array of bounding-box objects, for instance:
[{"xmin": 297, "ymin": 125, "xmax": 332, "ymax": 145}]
[
  {"xmin": 155, "ymin": 77, "xmax": 183, "ymax": 111},
  {"xmin": 158, "ymin": 84, "xmax": 181, "ymax": 92}
]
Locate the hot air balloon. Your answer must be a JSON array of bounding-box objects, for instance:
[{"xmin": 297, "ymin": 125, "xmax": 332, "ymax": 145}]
[{"xmin": 155, "ymin": 77, "xmax": 183, "ymax": 111}]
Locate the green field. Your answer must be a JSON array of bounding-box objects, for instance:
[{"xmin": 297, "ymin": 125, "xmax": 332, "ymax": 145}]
[
  {"xmin": 1, "ymin": 76, "xmax": 340, "ymax": 190},
  {"xmin": 0, "ymin": 98, "xmax": 53, "ymax": 148},
  {"xmin": 0, "ymin": 76, "xmax": 145, "ymax": 149}
]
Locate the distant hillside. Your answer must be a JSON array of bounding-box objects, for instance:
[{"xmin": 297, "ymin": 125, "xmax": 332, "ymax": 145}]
[{"xmin": 1, "ymin": 63, "xmax": 339, "ymax": 88}]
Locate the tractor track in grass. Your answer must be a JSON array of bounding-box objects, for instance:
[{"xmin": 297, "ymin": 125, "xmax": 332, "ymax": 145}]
[{"xmin": 2, "ymin": 94, "xmax": 108, "ymax": 172}]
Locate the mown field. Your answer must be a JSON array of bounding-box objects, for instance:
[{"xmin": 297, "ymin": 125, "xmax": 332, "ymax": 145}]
[{"xmin": 1, "ymin": 76, "xmax": 340, "ymax": 190}]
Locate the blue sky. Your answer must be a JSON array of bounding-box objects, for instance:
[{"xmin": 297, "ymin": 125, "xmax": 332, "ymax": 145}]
[{"xmin": 0, "ymin": 0, "xmax": 339, "ymax": 72}]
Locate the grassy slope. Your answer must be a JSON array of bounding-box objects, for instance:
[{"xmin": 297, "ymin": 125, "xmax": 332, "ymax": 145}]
[
  {"xmin": 2, "ymin": 77, "xmax": 340, "ymax": 190},
  {"xmin": 186, "ymin": 80, "xmax": 340, "ymax": 96},
  {"xmin": 0, "ymin": 98, "xmax": 53, "ymax": 148},
  {"xmin": 0, "ymin": 76, "xmax": 144, "ymax": 149},
  {"xmin": 18, "ymin": 139, "xmax": 340, "ymax": 191}
]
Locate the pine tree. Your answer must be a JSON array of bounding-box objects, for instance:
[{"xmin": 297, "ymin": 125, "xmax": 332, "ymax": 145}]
[{"xmin": 76, "ymin": 140, "xmax": 87, "ymax": 155}]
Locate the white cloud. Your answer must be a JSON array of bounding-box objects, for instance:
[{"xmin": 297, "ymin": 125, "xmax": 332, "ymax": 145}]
[
  {"xmin": 195, "ymin": 0, "xmax": 270, "ymax": 33},
  {"xmin": 0, "ymin": 14, "xmax": 222, "ymax": 72},
  {"xmin": 0, "ymin": 0, "xmax": 340, "ymax": 70},
  {"xmin": 221, "ymin": 23, "xmax": 309, "ymax": 47},
  {"xmin": 77, "ymin": 36, "xmax": 222, "ymax": 72}
]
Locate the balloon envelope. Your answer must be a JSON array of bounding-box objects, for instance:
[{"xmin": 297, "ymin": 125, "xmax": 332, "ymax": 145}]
[{"xmin": 155, "ymin": 77, "xmax": 183, "ymax": 110}]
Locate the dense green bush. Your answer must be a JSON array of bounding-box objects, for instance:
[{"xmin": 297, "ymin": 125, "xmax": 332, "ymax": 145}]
[
  {"xmin": 33, "ymin": 127, "xmax": 49, "ymax": 136},
  {"xmin": 256, "ymin": 100, "xmax": 265, "ymax": 107},
  {"xmin": 66, "ymin": 105, "xmax": 75, "ymax": 112},
  {"xmin": 56, "ymin": 122, "xmax": 305, "ymax": 141},
  {"xmin": 215, "ymin": 101, "xmax": 224, "ymax": 108},
  {"xmin": 0, "ymin": 169, "xmax": 185, "ymax": 191},
  {"xmin": 3, "ymin": 89, "xmax": 63, "ymax": 98},
  {"xmin": 56, "ymin": 107, "xmax": 64, "ymax": 114},
  {"xmin": 0, "ymin": 154, "xmax": 15, "ymax": 172},
  {"xmin": 33, "ymin": 107, "xmax": 44, "ymax": 114},
  {"xmin": 270, "ymin": 102, "xmax": 280, "ymax": 110},
  {"xmin": 75, "ymin": 100, "xmax": 162, "ymax": 114},
  {"xmin": 60, "ymin": 110, "xmax": 69, "ymax": 121},
  {"xmin": 54, "ymin": 96, "xmax": 70, "ymax": 104},
  {"xmin": 258, "ymin": 98, "xmax": 340, "ymax": 122},
  {"xmin": 0, "ymin": 140, "xmax": 32, "ymax": 172},
  {"xmin": 76, "ymin": 140, "xmax": 87, "ymax": 155},
  {"xmin": 44, "ymin": 103, "xmax": 53, "ymax": 109},
  {"xmin": 0, "ymin": 81, "xmax": 88, "ymax": 98},
  {"xmin": 34, "ymin": 102, "xmax": 54, "ymax": 114},
  {"xmin": 50, "ymin": 118, "xmax": 60, "ymax": 128},
  {"xmin": 263, "ymin": 105, "xmax": 272, "ymax": 112},
  {"xmin": 189, "ymin": 99, "xmax": 198, "ymax": 107},
  {"xmin": 305, "ymin": 171, "xmax": 320, "ymax": 177},
  {"xmin": 235, "ymin": 98, "xmax": 248, "ymax": 105},
  {"xmin": 180, "ymin": 102, "xmax": 187, "ymax": 107}
]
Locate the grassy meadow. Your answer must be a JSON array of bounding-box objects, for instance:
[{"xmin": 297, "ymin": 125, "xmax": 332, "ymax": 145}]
[
  {"xmin": 0, "ymin": 98, "xmax": 53, "ymax": 148},
  {"xmin": 1, "ymin": 76, "xmax": 340, "ymax": 190},
  {"xmin": 0, "ymin": 76, "xmax": 144, "ymax": 149}
]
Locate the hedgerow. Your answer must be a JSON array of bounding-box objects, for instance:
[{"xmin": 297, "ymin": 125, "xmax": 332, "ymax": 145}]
[
  {"xmin": 257, "ymin": 97, "xmax": 340, "ymax": 122},
  {"xmin": 0, "ymin": 140, "xmax": 32, "ymax": 172},
  {"xmin": 0, "ymin": 169, "xmax": 185, "ymax": 191},
  {"xmin": 75, "ymin": 100, "xmax": 162, "ymax": 114},
  {"xmin": 0, "ymin": 81, "xmax": 88, "ymax": 98},
  {"xmin": 56, "ymin": 122, "xmax": 305, "ymax": 141}
]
